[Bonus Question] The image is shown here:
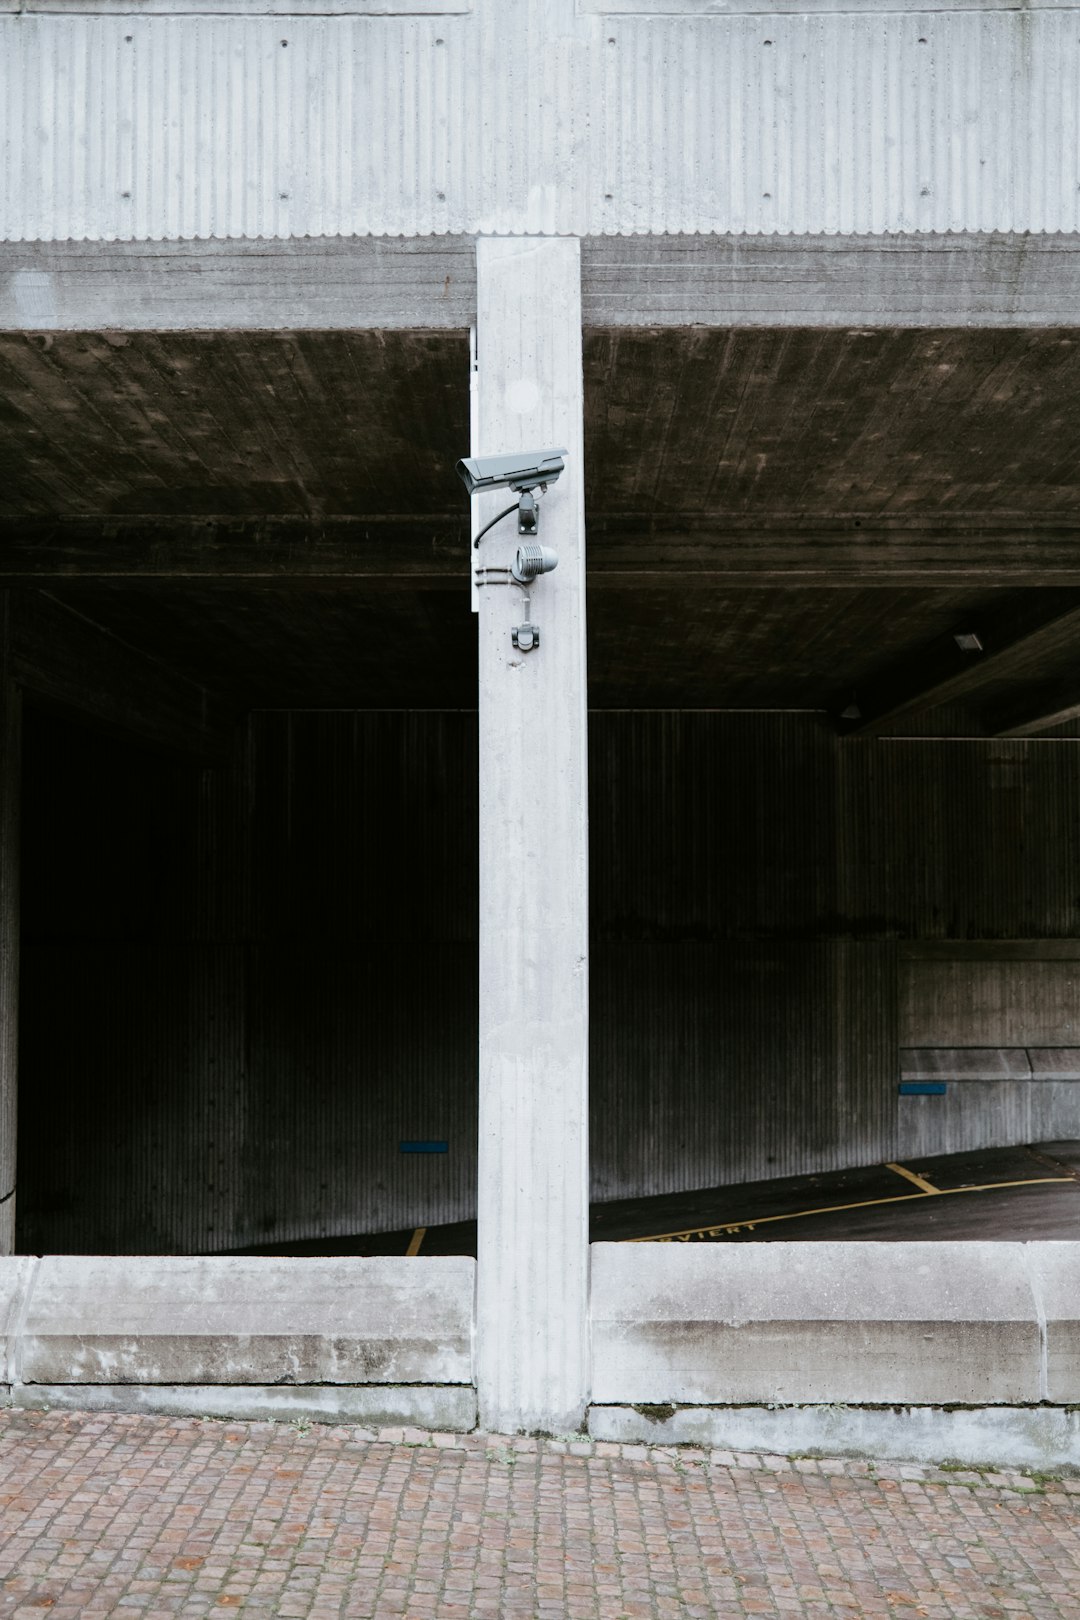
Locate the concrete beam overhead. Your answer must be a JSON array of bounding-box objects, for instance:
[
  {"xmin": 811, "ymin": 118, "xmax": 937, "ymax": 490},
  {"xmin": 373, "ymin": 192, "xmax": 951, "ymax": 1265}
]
[
  {"xmin": 582, "ymin": 234, "xmax": 1080, "ymax": 330},
  {"xmin": 839, "ymin": 596, "xmax": 1080, "ymax": 736},
  {"xmin": 6, "ymin": 235, "xmax": 1080, "ymax": 335},
  {"xmin": 10, "ymin": 590, "xmax": 231, "ymax": 760},
  {"xmin": 0, "ymin": 239, "xmax": 477, "ymax": 333}
]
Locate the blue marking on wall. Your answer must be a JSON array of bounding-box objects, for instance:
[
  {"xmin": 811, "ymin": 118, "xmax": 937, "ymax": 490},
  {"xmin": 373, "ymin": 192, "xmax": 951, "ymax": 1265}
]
[
  {"xmin": 898, "ymin": 1082, "xmax": 947, "ymax": 1096},
  {"xmin": 399, "ymin": 1140, "xmax": 449, "ymax": 1154}
]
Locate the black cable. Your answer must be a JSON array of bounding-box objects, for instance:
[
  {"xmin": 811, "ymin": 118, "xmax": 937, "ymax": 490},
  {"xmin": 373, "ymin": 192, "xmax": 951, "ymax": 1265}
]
[{"xmin": 472, "ymin": 500, "xmax": 519, "ymax": 549}]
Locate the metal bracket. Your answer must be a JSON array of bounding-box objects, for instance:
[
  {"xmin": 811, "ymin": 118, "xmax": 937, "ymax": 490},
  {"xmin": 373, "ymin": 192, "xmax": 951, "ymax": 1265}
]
[
  {"xmin": 517, "ymin": 488, "xmax": 541, "ymax": 535},
  {"xmin": 511, "ymin": 592, "xmax": 540, "ymax": 653}
]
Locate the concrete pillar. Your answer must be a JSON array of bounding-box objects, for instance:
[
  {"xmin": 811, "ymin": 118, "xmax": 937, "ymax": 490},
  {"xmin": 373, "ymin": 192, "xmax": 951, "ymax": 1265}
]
[
  {"xmin": 0, "ymin": 596, "xmax": 20, "ymax": 1255},
  {"xmin": 474, "ymin": 237, "xmax": 589, "ymax": 1434}
]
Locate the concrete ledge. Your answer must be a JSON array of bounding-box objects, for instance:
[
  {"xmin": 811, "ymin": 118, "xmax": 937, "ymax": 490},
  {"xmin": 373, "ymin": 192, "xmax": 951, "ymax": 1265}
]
[
  {"xmin": 1030, "ymin": 1050, "xmax": 1080, "ymax": 1080},
  {"xmin": 14, "ymin": 1383, "xmax": 477, "ymax": 1430},
  {"xmin": 590, "ymin": 1242, "xmax": 1043, "ymax": 1406},
  {"xmin": 20, "ymin": 1256, "xmax": 474, "ymax": 1386},
  {"xmin": 588, "ymin": 1404, "xmax": 1080, "ymax": 1473},
  {"xmin": 901, "ymin": 1047, "xmax": 1080, "ymax": 1081},
  {"xmin": 901, "ymin": 1048, "xmax": 1033, "ymax": 1081},
  {"xmin": 5, "ymin": 1243, "xmax": 1078, "ymax": 1440}
]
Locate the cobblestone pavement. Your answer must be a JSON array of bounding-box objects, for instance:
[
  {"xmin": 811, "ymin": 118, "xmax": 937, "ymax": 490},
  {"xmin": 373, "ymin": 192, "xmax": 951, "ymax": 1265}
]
[{"xmin": 0, "ymin": 1412, "xmax": 1078, "ymax": 1619}]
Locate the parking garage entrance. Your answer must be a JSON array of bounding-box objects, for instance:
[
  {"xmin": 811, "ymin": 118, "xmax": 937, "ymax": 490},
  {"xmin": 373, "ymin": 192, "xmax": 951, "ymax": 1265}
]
[{"xmin": 2, "ymin": 321, "xmax": 1080, "ymax": 1263}]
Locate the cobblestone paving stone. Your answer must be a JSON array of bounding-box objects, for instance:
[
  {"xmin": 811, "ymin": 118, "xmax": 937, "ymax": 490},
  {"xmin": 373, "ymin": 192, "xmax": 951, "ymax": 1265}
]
[{"xmin": 0, "ymin": 1412, "xmax": 1078, "ymax": 1619}]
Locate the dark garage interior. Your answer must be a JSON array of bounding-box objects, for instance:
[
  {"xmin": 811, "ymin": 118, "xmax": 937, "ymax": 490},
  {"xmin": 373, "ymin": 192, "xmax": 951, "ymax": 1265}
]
[{"xmin": 4, "ymin": 324, "xmax": 1080, "ymax": 1254}]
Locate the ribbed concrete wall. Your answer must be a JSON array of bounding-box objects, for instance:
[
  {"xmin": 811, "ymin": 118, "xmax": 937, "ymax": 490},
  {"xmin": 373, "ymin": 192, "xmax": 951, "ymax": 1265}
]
[
  {"xmin": 16, "ymin": 709, "xmax": 1080, "ymax": 1254},
  {"xmin": 3, "ymin": 3, "xmax": 1080, "ymax": 241},
  {"xmin": 17, "ymin": 709, "xmax": 480, "ymax": 1255}
]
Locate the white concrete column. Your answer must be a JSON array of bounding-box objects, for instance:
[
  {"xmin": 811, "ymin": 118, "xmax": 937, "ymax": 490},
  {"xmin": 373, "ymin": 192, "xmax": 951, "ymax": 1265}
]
[{"xmin": 474, "ymin": 237, "xmax": 589, "ymax": 1434}]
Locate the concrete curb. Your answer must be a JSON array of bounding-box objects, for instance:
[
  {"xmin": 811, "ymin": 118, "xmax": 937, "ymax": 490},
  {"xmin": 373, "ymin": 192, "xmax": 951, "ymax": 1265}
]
[
  {"xmin": 13, "ymin": 1381, "xmax": 477, "ymax": 1429},
  {"xmin": 587, "ymin": 1403, "xmax": 1080, "ymax": 1472}
]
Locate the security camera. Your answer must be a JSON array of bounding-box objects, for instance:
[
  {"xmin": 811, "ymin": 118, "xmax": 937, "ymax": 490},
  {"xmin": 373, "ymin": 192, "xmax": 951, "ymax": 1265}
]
[
  {"xmin": 458, "ymin": 448, "xmax": 568, "ymax": 540},
  {"xmin": 455, "ymin": 448, "xmax": 567, "ymax": 497}
]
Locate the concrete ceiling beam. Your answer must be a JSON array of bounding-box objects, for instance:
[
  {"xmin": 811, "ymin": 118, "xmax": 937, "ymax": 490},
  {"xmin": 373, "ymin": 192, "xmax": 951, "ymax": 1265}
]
[
  {"xmin": 0, "ymin": 239, "xmax": 477, "ymax": 334},
  {"xmin": 838, "ymin": 594, "xmax": 1080, "ymax": 737},
  {"xmin": 985, "ymin": 685, "xmax": 1080, "ymax": 739},
  {"xmin": 5, "ymin": 234, "xmax": 1080, "ymax": 334},
  {"xmin": 9, "ymin": 517, "xmax": 1080, "ymax": 588},
  {"xmin": 0, "ymin": 518, "xmax": 469, "ymax": 584},
  {"xmin": 10, "ymin": 589, "xmax": 232, "ymax": 759}
]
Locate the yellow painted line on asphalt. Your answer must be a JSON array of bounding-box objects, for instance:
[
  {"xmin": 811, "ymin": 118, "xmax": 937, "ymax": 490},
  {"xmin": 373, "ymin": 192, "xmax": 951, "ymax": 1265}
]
[
  {"xmin": 886, "ymin": 1161, "xmax": 940, "ymax": 1194},
  {"xmin": 626, "ymin": 1177, "xmax": 1074, "ymax": 1243},
  {"xmin": 406, "ymin": 1227, "xmax": 426, "ymax": 1256}
]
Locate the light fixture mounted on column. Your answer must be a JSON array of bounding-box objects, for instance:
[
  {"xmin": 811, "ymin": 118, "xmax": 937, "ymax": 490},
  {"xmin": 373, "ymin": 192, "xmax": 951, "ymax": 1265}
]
[{"xmin": 511, "ymin": 543, "xmax": 558, "ymax": 584}]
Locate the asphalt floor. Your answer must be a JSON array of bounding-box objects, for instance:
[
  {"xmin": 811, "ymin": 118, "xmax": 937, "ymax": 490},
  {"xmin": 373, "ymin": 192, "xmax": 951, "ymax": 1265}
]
[{"xmin": 235, "ymin": 1140, "xmax": 1080, "ymax": 1258}]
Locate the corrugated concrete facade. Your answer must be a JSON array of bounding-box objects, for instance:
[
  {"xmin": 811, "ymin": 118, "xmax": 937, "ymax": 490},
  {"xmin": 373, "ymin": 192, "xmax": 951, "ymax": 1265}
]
[
  {"xmin": 16, "ymin": 710, "xmax": 1080, "ymax": 1254},
  {"xmin": 18, "ymin": 710, "xmax": 480, "ymax": 1255},
  {"xmin": 3, "ymin": 2, "xmax": 1080, "ymax": 242}
]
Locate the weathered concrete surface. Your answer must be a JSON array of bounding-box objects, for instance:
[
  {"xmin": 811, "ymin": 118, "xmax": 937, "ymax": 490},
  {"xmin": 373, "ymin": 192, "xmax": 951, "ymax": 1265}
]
[
  {"xmin": 590, "ymin": 1242, "xmax": 1041, "ymax": 1406},
  {"xmin": 901, "ymin": 1049, "xmax": 1034, "ymax": 1080},
  {"xmin": 0, "ymin": 1255, "xmax": 35, "ymax": 1379},
  {"xmin": 16, "ymin": 1383, "xmax": 477, "ymax": 1430},
  {"xmin": 1027, "ymin": 1244, "xmax": 1080, "ymax": 1403},
  {"xmin": 20, "ymin": 1257, "xmax": 474, "ymax": 1386},
  {"xmin": 11, "ymin": 235, "xmax": 1080, "ymax": 336},
  {"xmin": 5, "ymin": 10, "xmax": 1080, "ymax": 241},
  {"xmin": 1029, "ymin": 1051, "xmax": 1080, "ymax": 1080},
  {"xmin": 588, "ymin": 1404, "xmax": 1080, "ymax": 1473},
  {"xmin": 474, "ymin": 237, "xmax": 589, "ymax": 1435},
  {"xmin": 0, "ymin": 239, "xmax": 476, "ymax": 332},
  {"xmin": 582, "ymin": 234, "xmax": 1080, "ymax": 330}
]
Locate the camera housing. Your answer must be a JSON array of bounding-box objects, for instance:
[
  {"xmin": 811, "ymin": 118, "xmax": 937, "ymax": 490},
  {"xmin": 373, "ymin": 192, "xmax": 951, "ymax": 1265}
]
[{"xmin": 455, "ymin": 448, "xmax": 567, "ymax": 497}]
